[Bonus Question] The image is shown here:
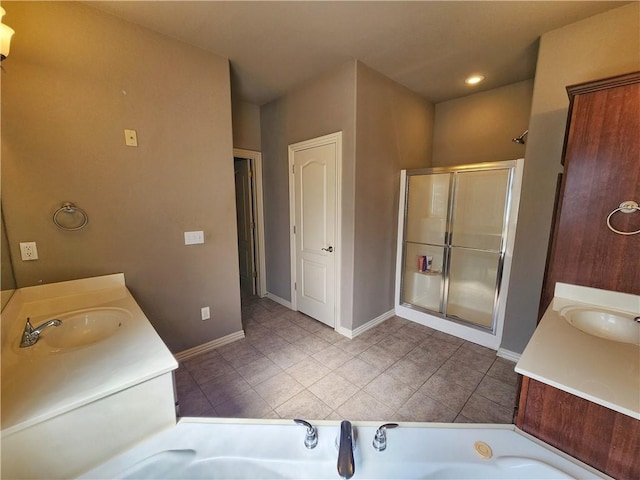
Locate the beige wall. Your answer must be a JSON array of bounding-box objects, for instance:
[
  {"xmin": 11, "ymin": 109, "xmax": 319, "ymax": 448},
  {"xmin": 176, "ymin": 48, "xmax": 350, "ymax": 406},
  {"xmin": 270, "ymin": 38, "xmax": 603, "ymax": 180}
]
[
  {"xmin": 353, "ymin": 62, "xmax": 434, "ymax": 328},
  {"xmin": 260, "ymin": 60, "xmax": 357, "ymax": 326},
  {"xmin": 1, "ymin": 211, "xmax": 16, "ymax": 292},
  {"xmin": 1, "ymin": 2, "xmax": 242, "ymax": 352},
  {"xmin": 428, "ymin": 79, "xmax": 534, "ymax": 353},
  {"xmin": 501, "ymin": 2, "xmax": 640, "ymax": 353},
  {"xmin": 232, "ymin": 98, "xmax": 261, "ymax": 151},
  {"xmin": 260, "ymin": 60, "xmax": 434, "ymax": 331},
  {"xmin": 432, "ymin": 80, "xmax": 533, "ymax": 166}
]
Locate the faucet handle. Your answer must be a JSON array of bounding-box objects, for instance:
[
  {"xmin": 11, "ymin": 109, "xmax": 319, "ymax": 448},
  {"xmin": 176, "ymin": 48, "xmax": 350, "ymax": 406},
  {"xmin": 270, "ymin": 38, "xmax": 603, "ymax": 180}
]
[
  {"xmin": 293, "ymin": 418, "xmax": 318, "ymax": 449},
  {"xmin": 373, "ymin": 423, "xmax": 398, "ymax": 451}
]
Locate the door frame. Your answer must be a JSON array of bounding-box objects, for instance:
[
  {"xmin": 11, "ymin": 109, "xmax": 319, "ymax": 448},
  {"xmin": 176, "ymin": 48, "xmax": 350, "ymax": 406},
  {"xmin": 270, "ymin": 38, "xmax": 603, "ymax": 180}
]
[
  {"xmin": 288, "ymin": 132, "xmax": 342, "ymax": 331},
  {"xmin": 233, "ymin": 148, "xmax": 267, "ymax": 298}
]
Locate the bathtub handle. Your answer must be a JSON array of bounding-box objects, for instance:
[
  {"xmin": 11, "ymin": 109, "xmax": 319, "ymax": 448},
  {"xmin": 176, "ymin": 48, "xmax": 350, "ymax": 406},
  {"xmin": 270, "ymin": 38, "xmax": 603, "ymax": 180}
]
[
  {"xmin": 373, "ymin": 423, "xmax": 398, "ymax": 451},
  {"xmin": 293, "ymin": 419, "xmax": 318, "ymax": 449}
]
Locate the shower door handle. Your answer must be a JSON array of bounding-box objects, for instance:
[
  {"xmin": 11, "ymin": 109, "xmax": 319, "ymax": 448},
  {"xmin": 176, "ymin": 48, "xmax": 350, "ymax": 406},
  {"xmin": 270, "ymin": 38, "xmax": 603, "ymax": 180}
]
[{"xmin": 321, "ymin": 246, "xmax": 334, "ymax": 253}]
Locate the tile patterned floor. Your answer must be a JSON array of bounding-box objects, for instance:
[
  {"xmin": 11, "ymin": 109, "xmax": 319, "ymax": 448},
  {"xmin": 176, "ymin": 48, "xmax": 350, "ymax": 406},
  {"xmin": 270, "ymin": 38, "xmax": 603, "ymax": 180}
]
[{"xmin": 175, "ymin": 295, "xmax": 519, "ymax": 423}]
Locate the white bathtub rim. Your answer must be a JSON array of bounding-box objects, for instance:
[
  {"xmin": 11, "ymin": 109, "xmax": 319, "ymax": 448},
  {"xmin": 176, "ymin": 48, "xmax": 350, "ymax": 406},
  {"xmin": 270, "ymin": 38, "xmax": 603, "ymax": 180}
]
[
  {"xmin": 176, "ymin": 416, "xmax": 608, "ymax": 475},
  {"xmin": 81, "ymin": 418, "xmax": 610, "ymax": 479}
]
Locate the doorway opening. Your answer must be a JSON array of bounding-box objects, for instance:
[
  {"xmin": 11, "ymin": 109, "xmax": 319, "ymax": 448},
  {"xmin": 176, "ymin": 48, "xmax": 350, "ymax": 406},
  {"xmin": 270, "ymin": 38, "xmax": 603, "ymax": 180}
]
[{"xmin": 233, "ymin": 148, "xmax": 266, "ymax": 298}]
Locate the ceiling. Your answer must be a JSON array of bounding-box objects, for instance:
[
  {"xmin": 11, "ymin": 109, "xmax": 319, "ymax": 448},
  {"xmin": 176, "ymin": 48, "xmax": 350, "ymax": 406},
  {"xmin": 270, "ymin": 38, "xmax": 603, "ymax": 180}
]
[{"xmin": 88, "ymin": 1, "xmax": 627, "ymax": 105}]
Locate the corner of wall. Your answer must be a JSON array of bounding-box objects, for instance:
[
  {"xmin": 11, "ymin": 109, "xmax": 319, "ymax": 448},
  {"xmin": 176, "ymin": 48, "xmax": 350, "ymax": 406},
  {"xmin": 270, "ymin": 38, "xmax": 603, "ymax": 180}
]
[{"xmin": 500, "ymin": 1, "xmax": 640, "ymax": 355}]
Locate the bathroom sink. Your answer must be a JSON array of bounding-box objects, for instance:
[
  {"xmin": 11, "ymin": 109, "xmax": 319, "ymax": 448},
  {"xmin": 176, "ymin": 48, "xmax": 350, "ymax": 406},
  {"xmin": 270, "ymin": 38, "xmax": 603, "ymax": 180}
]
[
  {"xmin": 40, "ymin": 307, "xmax": 130, "ymax": 350},
  {"xmin": 560, "ymin": 306, "xmax": 640, "ymax": 345}
]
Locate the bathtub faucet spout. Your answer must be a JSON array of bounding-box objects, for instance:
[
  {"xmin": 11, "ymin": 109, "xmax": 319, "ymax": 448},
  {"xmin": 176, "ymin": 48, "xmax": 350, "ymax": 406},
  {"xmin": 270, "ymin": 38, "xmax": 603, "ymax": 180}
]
[
  {"xmin": 20, "ymin": 317, "xmax": 62, "ymax": 347},
  {"xmin": 337, "ymin": 420, "xmax": 355, "ymax": 479}
]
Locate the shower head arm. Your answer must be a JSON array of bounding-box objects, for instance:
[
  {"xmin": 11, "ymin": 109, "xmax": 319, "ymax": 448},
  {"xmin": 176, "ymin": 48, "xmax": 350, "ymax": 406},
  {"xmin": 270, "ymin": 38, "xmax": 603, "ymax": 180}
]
[{"xmin": 512, "ymin": 129, "xmax": 529, "ymax": 144}]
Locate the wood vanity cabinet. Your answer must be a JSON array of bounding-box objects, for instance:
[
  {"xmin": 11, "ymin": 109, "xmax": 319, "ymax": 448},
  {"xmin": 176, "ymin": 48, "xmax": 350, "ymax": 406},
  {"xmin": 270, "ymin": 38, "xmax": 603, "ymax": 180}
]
[
  {"xmin": 540, "ymin": 71, "xmax": 640, "ymax": 312},
  {"xmin": 517, "ymin": 72, "xmax": 640, "ymax": 480},
  {"xmin": 517, "ymin": 378, "xmax": 640, "ymax": 480}
]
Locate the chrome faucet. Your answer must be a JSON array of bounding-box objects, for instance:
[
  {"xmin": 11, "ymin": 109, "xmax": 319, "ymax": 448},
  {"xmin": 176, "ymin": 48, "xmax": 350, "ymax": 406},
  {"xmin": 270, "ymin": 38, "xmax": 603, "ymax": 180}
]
[
  {"xmin": 337, "ymin": 420, "xmax": 355, "ymax": 479},
  {"xmin": 372, "ymin": 423, "xmax": 399, "ymax": 451},
  {"xmin": 293, "ymin": 418, "xmax": 318, "ymax": 449},
  {"xmin": 20, "ymin": 317, "xmax": 62, "ymax": 347}
]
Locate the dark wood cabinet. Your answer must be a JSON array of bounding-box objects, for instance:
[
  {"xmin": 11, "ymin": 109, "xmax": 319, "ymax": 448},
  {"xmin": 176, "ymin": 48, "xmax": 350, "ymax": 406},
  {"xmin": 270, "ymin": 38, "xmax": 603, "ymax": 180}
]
[
  {"xmin": 540, "ymin": 71, "xmax": 640, "ymax": 314},
  {"xmin": 519, "ymin": 72, "xmax": 640, "ymax": 480},
  {"xmin": 518, "ymin": 378, "xmax": 640, "ymax": 480}
]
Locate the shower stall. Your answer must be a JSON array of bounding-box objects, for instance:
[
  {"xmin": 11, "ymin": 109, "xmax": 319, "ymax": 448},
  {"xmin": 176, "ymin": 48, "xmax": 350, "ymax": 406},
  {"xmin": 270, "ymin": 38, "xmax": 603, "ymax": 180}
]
[{"xmin": 394, "ymin": 160, "xmax": 523, "ymax": 350}]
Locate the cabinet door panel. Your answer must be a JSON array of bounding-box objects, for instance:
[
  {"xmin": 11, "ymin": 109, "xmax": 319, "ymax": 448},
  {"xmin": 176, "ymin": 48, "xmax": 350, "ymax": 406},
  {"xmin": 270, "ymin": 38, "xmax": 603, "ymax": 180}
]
[
  {"xmin": 518, "ymin": 377, "xmax": 640, "ymax": 480},
  {"xmin": 542, "ymin": 80, "xmax": 640, "ymax": 311}
]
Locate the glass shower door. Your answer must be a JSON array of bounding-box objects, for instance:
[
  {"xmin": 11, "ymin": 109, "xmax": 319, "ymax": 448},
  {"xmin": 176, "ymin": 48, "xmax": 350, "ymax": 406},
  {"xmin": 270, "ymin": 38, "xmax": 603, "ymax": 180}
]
[
  {"xmin": 446, "ymin": 168, "xmax": 511, "ymax": 329},
  {"xmin": 400, "ymin": 173, "xmax": 450, "ymax": 312},
  {"xmin": 397, "ymin": 160, "xmax": 522, "ymax": 347},
  {"xmin": 399, "ymin": 164, "xmax": 515, "ymax": 333}
]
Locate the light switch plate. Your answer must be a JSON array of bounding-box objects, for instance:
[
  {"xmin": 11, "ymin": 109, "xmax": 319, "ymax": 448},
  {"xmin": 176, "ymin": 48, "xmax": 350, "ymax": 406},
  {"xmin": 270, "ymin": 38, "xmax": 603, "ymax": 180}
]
[{"xmin": 184, "ymin": 231, "xmax": 204, "ymax": 245}]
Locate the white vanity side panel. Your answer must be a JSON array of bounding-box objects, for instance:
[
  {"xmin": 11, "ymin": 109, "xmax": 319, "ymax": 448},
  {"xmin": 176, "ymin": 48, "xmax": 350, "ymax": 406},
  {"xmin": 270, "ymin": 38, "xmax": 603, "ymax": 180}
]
[{"xmin": 1, "ymin": 373, "xmax": 176, "ymax": 479}]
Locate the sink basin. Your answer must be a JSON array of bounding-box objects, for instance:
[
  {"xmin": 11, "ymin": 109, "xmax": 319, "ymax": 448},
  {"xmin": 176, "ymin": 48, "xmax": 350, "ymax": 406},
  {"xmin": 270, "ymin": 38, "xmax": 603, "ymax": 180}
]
[
  {"xmin": 39, "ymin": 307, "xmax": 130, "ymax": 350},
  {"xmin": 560, "ymin": 306, "xmax": 640, "ymax": 345}
]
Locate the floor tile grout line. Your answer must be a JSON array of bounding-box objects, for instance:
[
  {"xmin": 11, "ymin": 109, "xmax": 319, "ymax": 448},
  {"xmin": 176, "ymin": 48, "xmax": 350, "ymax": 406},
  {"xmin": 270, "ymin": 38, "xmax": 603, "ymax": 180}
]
[
  {"xmin": 191, "ymin": 370, "xmax": 216, "ymax": 416},
  {"xmin": 455, "ymin": 357, "xmax": 510, "ymax": 421},
  {"xmin": 181, "ymin": 294, "xmax": 518, "ymax": 423}
]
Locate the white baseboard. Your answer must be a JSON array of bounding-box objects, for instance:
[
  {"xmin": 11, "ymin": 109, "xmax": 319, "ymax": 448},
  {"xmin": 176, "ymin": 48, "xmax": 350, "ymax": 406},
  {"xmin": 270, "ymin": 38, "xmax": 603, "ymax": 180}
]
[
  {"xmin": 336, "ymin": 309, "xmax": 395, "ymax": 339},
  {"xmin": 174, "ymin": 330, "xmax": 245, "ymax": 362},
  {"xmin": 334, "ymin": 325, "xmax": 353, "ymax": 339},
  {"xmin": 265, "ymin": 292, "xmax": 293, "ymax": 309},
  {"xmin": 497, "ymin": 347, "xmax": 521, "ymax": 363}
]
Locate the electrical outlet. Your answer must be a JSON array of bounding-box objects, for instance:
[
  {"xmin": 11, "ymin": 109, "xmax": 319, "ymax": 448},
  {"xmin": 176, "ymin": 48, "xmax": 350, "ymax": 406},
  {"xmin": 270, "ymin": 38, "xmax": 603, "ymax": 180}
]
[
  {"xmin": 20, "ymin": 242, "xmax": 39, "ymax": 261},
  {"xmin": 201, "ymin": 306, "xmax": 211, "ymax": 321}
]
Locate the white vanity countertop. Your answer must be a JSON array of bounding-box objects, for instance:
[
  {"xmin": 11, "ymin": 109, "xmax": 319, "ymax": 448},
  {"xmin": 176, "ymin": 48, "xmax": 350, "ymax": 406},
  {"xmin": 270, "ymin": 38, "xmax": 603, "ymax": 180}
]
[
  {"xmin": 515, "ymin": 283, "xmax": 640, "ymax": 419},
  {"xmin": 1, "ymin": 274, "xmax": 178, "ymax": 436}
]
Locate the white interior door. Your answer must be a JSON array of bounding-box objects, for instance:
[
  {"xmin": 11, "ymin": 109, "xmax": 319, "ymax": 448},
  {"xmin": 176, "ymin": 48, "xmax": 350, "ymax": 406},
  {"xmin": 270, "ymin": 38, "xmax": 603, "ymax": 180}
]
[
  {"xmin": 234, "ymin": 157, "xmax": 256, "ymax": 296},
  {"xmin": 290, "ymin": 135, "xmax": 340, "ymax": 328}
]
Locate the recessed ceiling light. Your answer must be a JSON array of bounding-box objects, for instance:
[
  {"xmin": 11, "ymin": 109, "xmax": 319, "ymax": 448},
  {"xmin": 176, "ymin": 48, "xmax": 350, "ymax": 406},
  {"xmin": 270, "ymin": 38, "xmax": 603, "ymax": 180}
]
[{"xmin": 465, "ymin": 74, "xmax": 485, "ymax": 85}]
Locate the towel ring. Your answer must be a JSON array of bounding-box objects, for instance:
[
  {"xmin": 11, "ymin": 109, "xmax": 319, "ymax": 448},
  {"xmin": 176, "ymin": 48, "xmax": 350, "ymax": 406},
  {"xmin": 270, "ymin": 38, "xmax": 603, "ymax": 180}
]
[
  {"xmin": 606, "ymin": 201, "xmax": 640, "ymax": 236},
  {"xmin": 53, "ymin": 202, "xmax": 89, "ymax": 231}
]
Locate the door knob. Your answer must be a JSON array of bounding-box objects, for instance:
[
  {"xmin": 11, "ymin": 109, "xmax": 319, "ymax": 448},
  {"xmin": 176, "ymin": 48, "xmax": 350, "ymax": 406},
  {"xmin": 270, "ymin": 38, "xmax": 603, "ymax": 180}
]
[{"xmin": 321, "ymin": 246, "xmax": 334, "ymax": 252}]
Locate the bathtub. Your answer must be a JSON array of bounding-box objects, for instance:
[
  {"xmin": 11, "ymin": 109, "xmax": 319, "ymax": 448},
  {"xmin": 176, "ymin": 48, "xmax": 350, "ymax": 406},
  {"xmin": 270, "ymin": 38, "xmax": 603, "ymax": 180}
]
[{"xmin": 80, "ymin": 418, "xmax": 608, "ymax": 479}]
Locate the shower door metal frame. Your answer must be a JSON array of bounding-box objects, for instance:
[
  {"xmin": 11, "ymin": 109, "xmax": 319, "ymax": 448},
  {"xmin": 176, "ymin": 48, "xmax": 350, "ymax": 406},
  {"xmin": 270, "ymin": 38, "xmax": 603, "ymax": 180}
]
[{"xmin": 396, "ymin": 159, "xmax": 523, "ymax": 350}]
